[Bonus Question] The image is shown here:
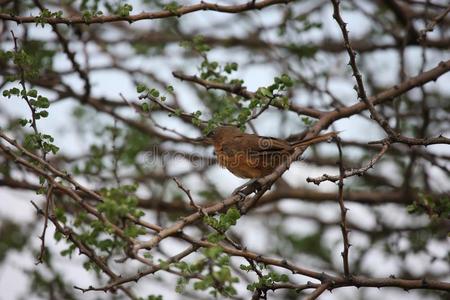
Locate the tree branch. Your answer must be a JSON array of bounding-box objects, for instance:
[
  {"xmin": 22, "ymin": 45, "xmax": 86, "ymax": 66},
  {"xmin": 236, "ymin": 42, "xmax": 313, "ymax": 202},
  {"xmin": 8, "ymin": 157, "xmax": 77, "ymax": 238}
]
[{"xmin": 0, "ymin": 0, "xmax": 293, "ymax": 24}]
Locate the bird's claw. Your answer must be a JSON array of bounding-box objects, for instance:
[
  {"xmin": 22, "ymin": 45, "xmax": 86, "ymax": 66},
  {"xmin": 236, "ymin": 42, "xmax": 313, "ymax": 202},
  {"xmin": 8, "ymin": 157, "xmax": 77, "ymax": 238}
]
[
  {"xmin": 232, "ymin": 189, "xmax": 247, "ymax": 198},
  {"xmin": 232, "ymin": 178, "xmax": 259, "ymax": 197}
]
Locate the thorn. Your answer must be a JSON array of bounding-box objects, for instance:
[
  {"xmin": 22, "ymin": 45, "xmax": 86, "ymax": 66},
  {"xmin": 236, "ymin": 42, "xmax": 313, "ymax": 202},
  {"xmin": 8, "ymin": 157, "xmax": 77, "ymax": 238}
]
[{"xmin": 422, "ymin": 278, "xmax": 428, "ymax": 286}]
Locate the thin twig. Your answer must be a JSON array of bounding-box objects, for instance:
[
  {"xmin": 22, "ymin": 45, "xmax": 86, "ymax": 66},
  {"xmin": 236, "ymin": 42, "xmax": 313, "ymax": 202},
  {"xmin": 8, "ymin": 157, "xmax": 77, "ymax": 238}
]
[
  {"xmin": 418, "ymin": 4, "xmax": 450, "ymax": 42},
  {"xmin": 172, "ymin": 177, "xmax": 205, "ymax": 214},
  {"xmin": 336, "ymin": 137, "xmax": 350, "ymax": 277},
  {"xmin": 33, "ymin": 0, "xmax": 91, "ymax": 101},
  {"xmin": 330, "ymin": 0, "xmax": 450, "ymax": 146},
  {"xmin": 307, "ymin": 142, "xmax": 390, "ymax": 184},
  {"xmin": 35, "ymin": 183, "xmax": 54, "ymax": 264},
  {"xmin": 0, "ymin": 0, "xmax": 294, "ymax": 25},
  {"xmin": 74, "ymin": 245, "xmax": 199, "ymax": 293},
  {"xmin": 10, "ymin": 31, "xmax": 49, "ymax": 160},
  {"xmin": 111, "ymin": 119, "xmax": 121, "ymax": 185},
  {"xmin": 305, "ymin": 281, "xmax": 331, "ymax": 300},
  {"xmin": 173, "ymin": 71, "xmax": 324, "ymax": 118}
]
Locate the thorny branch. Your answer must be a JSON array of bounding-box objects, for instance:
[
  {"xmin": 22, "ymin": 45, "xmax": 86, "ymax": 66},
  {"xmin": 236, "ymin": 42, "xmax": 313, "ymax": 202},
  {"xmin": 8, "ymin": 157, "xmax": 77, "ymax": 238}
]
[
  {"xmin": 305, "ymin": 281, "xmax": 332, "ymax": 300},
  {"xmin": 330, "ymin": 0, "xmax": 450, "ymax": 146},
  {"xmin": 0, "ymin": 0, "xmax": 295, "ymax": 24},
  {"xmin": 306, "ymin": 142, "xmax": 390, "ymax": 184},
  {"xmin": 35, "ymin": 183, "xmax": 54, "ymax": 264},
  {"xmin": 336, "ymin": 137, "xmax": 350, "ymax": 277},
  {"xmin": 0, "ymin": 0, "xmax": 450, "ymax": 298}
]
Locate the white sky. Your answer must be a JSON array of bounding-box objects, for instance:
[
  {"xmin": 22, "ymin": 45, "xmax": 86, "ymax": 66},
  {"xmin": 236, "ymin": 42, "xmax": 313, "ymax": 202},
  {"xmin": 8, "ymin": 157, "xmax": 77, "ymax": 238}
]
[{"xmin": 0, "ymin": 2, "xmax": 449, "ymax": 300}]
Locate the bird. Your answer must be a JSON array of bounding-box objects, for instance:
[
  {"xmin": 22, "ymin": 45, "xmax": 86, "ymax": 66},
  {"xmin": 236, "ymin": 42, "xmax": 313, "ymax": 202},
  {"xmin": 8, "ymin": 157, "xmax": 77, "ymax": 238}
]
[{"xmin": 206, "ymin": 126, "xmax": 338, "ymax": 187}]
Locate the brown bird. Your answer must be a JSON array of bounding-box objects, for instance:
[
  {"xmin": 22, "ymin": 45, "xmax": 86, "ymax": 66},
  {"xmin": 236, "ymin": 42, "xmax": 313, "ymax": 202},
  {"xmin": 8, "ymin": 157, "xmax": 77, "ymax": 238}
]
[{"xmin": 207, "ymin": 126, "xmax": 338, "ymax": 180}]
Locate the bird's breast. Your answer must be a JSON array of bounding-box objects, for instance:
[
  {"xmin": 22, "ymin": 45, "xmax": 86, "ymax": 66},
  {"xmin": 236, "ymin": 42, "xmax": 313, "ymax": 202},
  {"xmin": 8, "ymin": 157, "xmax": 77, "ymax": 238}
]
[{"xmin": 214, "ymin": 146, "xmax": 279, "ymax": 178}]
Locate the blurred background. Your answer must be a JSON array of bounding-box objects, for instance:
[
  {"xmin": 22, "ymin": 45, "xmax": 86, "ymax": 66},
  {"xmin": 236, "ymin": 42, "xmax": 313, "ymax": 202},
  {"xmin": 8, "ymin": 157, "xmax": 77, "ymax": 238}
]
[{"xmin": 0, "ymin": 0, "xmax": 449, "ymax": 299}]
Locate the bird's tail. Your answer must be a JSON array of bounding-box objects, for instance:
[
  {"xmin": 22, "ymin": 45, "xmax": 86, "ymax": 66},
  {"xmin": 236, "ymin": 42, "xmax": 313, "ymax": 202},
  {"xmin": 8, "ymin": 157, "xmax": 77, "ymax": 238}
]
[{"xmin": 291, "ymin": 131, "xmax": 339, "ymax": 148}]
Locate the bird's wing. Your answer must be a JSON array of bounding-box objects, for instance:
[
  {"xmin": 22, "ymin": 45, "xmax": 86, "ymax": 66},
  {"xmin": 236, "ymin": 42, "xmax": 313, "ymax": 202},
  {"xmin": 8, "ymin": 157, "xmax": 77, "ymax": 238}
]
[{"xmin": 226, "ymin": 135, "xmax": 290, "ymax": 154}]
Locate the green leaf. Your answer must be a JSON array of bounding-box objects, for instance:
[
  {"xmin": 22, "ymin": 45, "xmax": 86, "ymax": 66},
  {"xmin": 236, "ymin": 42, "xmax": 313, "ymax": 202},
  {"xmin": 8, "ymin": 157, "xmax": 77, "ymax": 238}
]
[
  {"xmin": 258, "ymin": 87, "xmax": 272, "ymax": 98},
  {"xmin": 406, "ymin": 203, "xmax": 418, "ymax": 214},
  {"xmin": 141, "ymin": 102, "xmax": 149, "ymax": 112},
  {"xmin": 280, "ymin": 74, "xmax": 293, "ymax": 87},
  {"xmin": 53, "ymin": 231, "xmax": 63, "ymax": 241},
  {"xmin": 204, "ymin": 246, "xmax": 223, "ymax": 259},
  {"xmin": 19, "ymin": 118, "xmax": 29, "ymax": 126},
  {"xmin": 27, "ymin": 89, "xmax": 38, "ymax": 98},
  {"xmin": 10, "ymin": 87, "xmax": 20, "ymax": 95},
  {"xmin": 164, "ymin": 2, "xmax": 181, "ymax": 14},
  {"xmin": 223, "ymin": 207, "xmax": 240, "ymax": 227},
  {"xmin": 175, "ymin": 277, "xmax": 187, "ymax": 293},
  {"xmin": 149, "ymin": 88, "xmax": 160, "ymax": 97},
  {"xmin": 49, "ymin": 144, "xmax": 59, "ymax": 154},
  {"xmin": 224, "ymin": 62, "xmax": 238, "ymax": 74},
  {"xmin": 301, "ymin": 116, "xmax": 313, "ymax": 126},
  {"xmin": 39, "ymin": 110, "xmax": 49, "ymax": 118},
  {"xmin": 116, "ymin": 3, "xmax": 133, "ymax": 17},
  {"xmin": 36, "ymin": 96, "xmax": 50, "ymax": 108},
  {"xmin": 55, "ymin": 207, "xmax": 67, "ymax": 224},
  {"xmin": 136, "ymin": 83, "xmax": 147, "ymax": 93},
  {"xmin": 207, "ymin": 232, "xmax": 224, "ymax": 243},
  {"xmin": 239, "ymin": 264, "xmax": 253, "ymax": 272}
]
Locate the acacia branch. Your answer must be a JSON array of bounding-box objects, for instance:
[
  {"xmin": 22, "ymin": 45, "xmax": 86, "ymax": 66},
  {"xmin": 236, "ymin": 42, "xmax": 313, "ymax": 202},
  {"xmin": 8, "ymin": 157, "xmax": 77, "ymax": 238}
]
[
  {"xmin": 35, "ymin": 183, "xmax": 54, "ymax": 265},
  {"xmin": 0, "ymin": 0, "xmax": 293, "ymax": 24},
  {"xmin": 336, "ymin": 138, "xmax": 350, "ymax": 277},
  {"xmin": 75, "ymin": 245, "xmax": 199, "ymax": 293},
  {"xmin": 305, "ymin": 282, "xmax": 331, "ymax": 300},
  {"xmin": 33, "ymin": 0, "xmax": 91, "ymax": 101},
  {"xmin": 172, "ymin": 71, "xmax": 325, "ymax": 118},
  {"xmin": 418, "ymin": 4, "xmax": 450, "ymax": 41},
  {"xmin": 2, "ymin": 131, "xmax": 449, "ymax": 295},
  {"xmin": 330, "ymin": 0, "xmax": 450, "ymax": 146},
  {"xmin": 306, "ymin": 142, "xmax": 390, "ymax": 184}
]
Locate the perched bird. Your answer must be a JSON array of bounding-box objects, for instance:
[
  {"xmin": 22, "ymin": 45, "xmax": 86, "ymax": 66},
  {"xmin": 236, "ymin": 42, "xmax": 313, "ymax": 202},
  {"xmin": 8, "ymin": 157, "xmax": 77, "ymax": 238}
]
[{"xmin": 207, "ymin": 126, "xmax": 338, "ymax": 179}]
